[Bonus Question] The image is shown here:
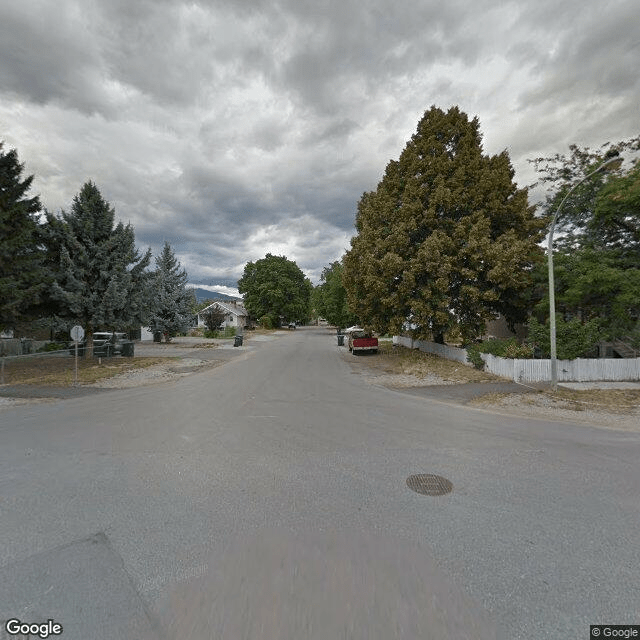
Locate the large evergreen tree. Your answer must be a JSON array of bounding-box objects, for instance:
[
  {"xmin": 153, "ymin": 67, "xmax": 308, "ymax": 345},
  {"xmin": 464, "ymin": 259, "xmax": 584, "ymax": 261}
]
[
  {"xmin": 238, "ymin": 253, "xmax": 311, "ymax": 327},
  {"xmin": 149, "ymin": 241, "xmax": 192, "ymax": 341},
  {"xmin": 44, "ymin": 181, "xmax": 152, "ymax": 339},
  {"xmin": 0, "ymin": 142, "xmax": 46, "ymax": 330},
  {"xmin": 343, "ymin": 106, "xmax": 545, "ymax": 343}
]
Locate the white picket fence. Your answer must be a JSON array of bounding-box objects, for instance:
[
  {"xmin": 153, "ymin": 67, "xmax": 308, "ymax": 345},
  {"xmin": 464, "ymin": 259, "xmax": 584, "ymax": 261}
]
[
  {"xmin": 483, "ymin": 353, "xmax": 640, "ymax": 382},
  {"xmin": 392, "ymin": 335, "xmax": 640, "ymax": 382},
  {"xmin": 393, "ymin": 335, "xmax": 471, "ymax": 365}
]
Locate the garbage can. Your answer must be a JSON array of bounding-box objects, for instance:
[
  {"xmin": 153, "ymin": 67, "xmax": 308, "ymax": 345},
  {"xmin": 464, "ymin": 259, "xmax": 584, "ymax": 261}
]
[
  {"xmin": 121, "ymin": 341, "xmax": 134, "ymax": 357},
  {"xmin": 20, "ymin": 338, "xmax": 33, "ymax": 354},
  {"xmin": 234, "ymin": 335, "xmax": 243, "ymax": 347},
  {"xmin": 337, "ymin": 334, "xmax": 345, "ymax": 346},
  {"xmin": 153, "ymin": 330, "xmax": 163, "ymax": 343}
]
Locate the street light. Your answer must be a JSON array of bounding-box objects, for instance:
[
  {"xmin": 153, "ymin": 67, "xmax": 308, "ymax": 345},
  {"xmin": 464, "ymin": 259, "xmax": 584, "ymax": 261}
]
[{"xmin": 547, "ymin": 151, "xmax": 622, "ymax": 390}]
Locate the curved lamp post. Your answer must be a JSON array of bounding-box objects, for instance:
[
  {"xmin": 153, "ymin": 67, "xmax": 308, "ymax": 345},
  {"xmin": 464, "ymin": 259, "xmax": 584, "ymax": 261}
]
[{"xmin": 548, "ymin": 152, "xmax": 622, "ymax": 390}]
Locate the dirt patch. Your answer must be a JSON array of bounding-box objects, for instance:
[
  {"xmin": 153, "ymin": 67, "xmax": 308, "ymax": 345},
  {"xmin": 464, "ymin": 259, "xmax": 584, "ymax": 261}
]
[
  {"xmin": 1, "ymin": 354, "xmax": 177, "ymax": 386},
  {"xmin": 349, "ymin": 341, "xmax": 503, "ymax": 385},
  {"xmin": 348, "ymin": 343, "xmax": 640, "ymax": 431},
  {"xmin": 89, "ymin": 358, "xmax": 222, "ymax": 388},
  {"xmin": 471, "ymin": 389, "xmax": 640, "ymax": 431}
]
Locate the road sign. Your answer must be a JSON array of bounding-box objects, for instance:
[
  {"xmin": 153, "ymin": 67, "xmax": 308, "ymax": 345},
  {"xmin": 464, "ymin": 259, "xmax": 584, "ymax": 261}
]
[{"xmin": 70, "ymin": 325, "xmax": 85, "ymax": 342}]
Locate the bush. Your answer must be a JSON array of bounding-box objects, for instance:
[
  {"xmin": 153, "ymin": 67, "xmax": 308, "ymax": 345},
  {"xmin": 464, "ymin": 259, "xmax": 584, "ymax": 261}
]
[
  {"xmin": 37, "ymin": 342, "xmax": 66, "ymax": 352},
  {"xmin": 527, "ymin": 316, "xmax": 601, "ymax": 360},
  {"xmin": 467, "ymin": 338, "xmax": 533, "ymax": 370},
  {"xmin": 259, "ymin": 315, "xmax": 273, "ymax": 329},
  {"xmin": 203, "ymin": 326, "xmax": 237, "ymax": 339}
]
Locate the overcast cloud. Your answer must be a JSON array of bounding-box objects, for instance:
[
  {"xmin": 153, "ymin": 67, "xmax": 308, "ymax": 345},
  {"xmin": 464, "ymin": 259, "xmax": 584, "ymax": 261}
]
[{"xmin": 2, "ymin": 0, "xmax": 638, "ymax": 295}]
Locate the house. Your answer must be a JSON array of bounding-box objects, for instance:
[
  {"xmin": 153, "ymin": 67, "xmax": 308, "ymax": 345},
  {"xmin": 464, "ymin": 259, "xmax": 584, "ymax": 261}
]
[{"xmin": 197, "ymin": 300, "xmax": 249, "ymax": 331}]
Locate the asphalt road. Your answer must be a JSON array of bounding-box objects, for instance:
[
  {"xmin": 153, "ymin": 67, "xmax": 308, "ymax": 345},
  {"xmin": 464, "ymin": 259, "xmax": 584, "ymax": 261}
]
[{"xmin": 1, "ymin": 327, "xmax": 638, "ymax": 639}]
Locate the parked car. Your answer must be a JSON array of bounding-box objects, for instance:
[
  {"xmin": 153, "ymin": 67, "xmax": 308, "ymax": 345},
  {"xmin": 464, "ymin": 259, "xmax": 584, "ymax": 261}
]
[
  {"xmin": 92, "ymin": 332, "xmax": 129, "ymax": 356},
  {"xmin": 348, "ymin": 330, "xmax": 378, "ymax": 354}
]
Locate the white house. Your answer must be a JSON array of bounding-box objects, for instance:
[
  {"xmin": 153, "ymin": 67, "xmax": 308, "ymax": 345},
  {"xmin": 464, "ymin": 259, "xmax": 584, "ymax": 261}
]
[{"xmin": 197, "ymin": 300, "xmax": 248, "ymax": 330}]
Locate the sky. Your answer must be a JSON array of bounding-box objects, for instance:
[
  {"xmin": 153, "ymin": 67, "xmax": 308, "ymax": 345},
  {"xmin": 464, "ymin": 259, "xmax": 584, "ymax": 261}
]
[{"xmin": 2, "ymin": 0, "xmax": 639, "ymax": 297}]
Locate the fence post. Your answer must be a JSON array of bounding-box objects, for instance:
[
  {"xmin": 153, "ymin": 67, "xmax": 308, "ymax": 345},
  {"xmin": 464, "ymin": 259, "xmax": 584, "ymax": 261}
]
[{"xmin": 1, "ymin": 357, "xmax": 4, "ymax": 385}]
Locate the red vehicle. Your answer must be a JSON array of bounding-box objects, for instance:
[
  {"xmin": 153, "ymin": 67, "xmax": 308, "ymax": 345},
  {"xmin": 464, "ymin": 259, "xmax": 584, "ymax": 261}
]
[{"xmin": 348, "ymin": 330, "xmax": 378, "ymax": 354}]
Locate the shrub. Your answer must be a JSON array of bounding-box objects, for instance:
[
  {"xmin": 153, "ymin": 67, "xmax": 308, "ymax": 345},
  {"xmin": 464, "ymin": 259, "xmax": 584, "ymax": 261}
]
[
  {"xmin": 37, "ymin": 342, "xmax": 66, "ymax": 352},
  {"xmin": 259, "ymin": 315, "xmax": 273, "ymax": 329},
  {"xmin": 526, "ymin": 316, "xmax": 601, "ymax": 360},
  {"xmin": 467, "ymin": 338, "xmax": 533, "ymax": 370}
]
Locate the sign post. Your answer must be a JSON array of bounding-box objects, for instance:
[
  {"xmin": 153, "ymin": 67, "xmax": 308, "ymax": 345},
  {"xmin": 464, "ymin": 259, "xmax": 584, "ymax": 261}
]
[{"xmin": 70, "ymin": 325, "xmax": 84, "ymax": 387}]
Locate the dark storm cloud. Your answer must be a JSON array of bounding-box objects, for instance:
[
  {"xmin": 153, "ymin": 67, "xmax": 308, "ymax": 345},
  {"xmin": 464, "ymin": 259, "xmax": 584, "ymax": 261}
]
[{"xmin": 1, "ymin": 0, "xmax": 638, "ymax": 289}]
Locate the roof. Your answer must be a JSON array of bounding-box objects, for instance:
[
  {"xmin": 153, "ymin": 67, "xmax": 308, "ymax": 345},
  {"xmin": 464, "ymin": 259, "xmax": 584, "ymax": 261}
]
[{"xmin": 199, "ymin": 300, "xmax": 247, "ymax": 317}]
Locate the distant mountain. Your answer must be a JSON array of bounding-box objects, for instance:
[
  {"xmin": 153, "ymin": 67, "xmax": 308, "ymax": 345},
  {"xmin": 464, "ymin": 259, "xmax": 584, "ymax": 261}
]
[{"xmin": 191, "ymin": 287, "xmax": 242, "ymax": 304}]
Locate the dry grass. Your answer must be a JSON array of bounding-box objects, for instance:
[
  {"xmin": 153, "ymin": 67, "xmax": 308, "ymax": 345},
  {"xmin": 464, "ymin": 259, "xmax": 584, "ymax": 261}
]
[
  {"xmin": 1, "ymin": 354, "xmax": 176, "ymax": 386},
  {"xmin": 369, "ymin": 342, "xmax": 502, "ymax": 383},
  {"xmin": 542, "ymin": 387, "xmax": 640, "ymax": 413},
  {"xmin": 473, "ymin": 387, "xmax": 640, "ymax": 415}
]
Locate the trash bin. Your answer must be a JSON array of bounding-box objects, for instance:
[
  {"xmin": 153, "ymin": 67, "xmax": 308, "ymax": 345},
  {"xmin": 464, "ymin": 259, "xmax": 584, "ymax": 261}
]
[
  {"xmin": 20, "ymin": 338, "xmax": 33, "ymax": 354},
  {"xmin": 121, "ymin": 341, "xmax": 134, "ymax": 357},
  {"xmin": 153, "ymin": 331, "xmax": 163, "ymax": 343},
  {"xmin": 234, "ymin": 335, "xmax": 243, "ymax": 347},
  {"xmin": 337, "ymin": 334, "xmax": 345, "ymax": 346}
]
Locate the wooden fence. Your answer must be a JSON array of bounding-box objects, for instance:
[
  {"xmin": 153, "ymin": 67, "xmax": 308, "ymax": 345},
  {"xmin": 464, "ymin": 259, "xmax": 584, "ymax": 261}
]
[
  {"xmin": 393, "ymin": 336, "xmax": 471, "ymax": 365},
  {"xmin": 483, "ymin": 353, "xmax": 640, "ymax": 382},
  {"xmin": 393, "ymin": 336, "xmax": 640, "ymax": 382}
]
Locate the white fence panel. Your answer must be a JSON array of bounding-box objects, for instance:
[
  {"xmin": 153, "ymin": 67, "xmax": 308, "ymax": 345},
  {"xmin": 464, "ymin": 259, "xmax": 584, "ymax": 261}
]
[
  {"xmin": 484, "ymin": 355, "xmax": 640, "ymax": 382},
  {"xmin": 393, "ymin": 336, "xmax": 471, "ymax": 365},
  {"xmin": 394, "ymin": 336, "xmax": 640, "ymax": 382}
]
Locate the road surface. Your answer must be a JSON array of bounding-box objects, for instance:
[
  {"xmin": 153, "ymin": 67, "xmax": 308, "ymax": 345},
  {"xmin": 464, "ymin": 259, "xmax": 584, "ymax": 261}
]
[{"xmin": 1, "ymin": 327, "xmax": 638, "ymax": 639}]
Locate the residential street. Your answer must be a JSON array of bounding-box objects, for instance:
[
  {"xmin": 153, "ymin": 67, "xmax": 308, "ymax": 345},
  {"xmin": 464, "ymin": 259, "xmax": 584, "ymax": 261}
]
[{"xmin": 1, "ymin": 326, "xmax": 638, "ymax": 639}]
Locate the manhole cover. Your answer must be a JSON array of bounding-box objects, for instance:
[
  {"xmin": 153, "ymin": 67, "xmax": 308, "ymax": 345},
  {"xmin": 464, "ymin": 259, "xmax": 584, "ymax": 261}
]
[{"xmin": 406, "ymin": 474, "xmax": 453, "ymax": 496}]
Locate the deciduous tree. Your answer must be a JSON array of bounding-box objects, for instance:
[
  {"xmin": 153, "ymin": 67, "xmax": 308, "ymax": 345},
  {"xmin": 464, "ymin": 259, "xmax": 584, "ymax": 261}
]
[
  {"xmin": 238, "ymin": 254, "xmax": 311, "ymax": 327},
  {"xmin": 343, "ymin": 106, "xmax": 545, "ymax": 343},
  {"xmin": 530, "ymin": 140, "xmax": 640, "ymax": 346},
  {"xmin": 314, "ymin": 260, "xmax": 358, "ymax": 329}
]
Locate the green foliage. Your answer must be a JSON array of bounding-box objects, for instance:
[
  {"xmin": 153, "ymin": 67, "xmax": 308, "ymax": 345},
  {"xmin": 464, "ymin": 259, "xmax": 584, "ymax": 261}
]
[
  {"xmin": 527, "ymin": 316, "xmax": 601, "ymax": 360},
  {"xmin": 37, "ymin": 342, "xmax": 66, "ymax": 352},
  {"xmin": 466, "ymin": 338, "xmax": 533, "ymax": 369},
  {"xmin": 204, "ymin": 327, "xmax": 236, "ymax": 338},
  {"xmin": 530, "ymin": 137, "xmax": 639, "ymax": 253},
  {"xmin": 43, "ymin": 182, "xmax": 152, "ymax": 335},
  {"xmin": 343, "ymin": 105, "xmax": 545, "ymax": 343},
  {"xmin": 238, "ymin": 254, "xmax": 311, "ymax": 325},
  {"xmin": 259, "ymin": 314, "xmax": 274, "ymax": 329},
  {"xmin": 149, "ymin": 241, "xmax": 192, "ymax": 340},
  {"xmin": 0, "ymin": 142, "xmax": 46, "ymax": 329},
  {"xmin": 202, "ymin": 306, "xmax": 226, "ymax": 332},
  {"xmin": 314, "ymin": 260, "xmax": 358, "ymax": 328},
  {"xmin": 530, "ymin": 140, "xmax": 640, "ymax": 344}
]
